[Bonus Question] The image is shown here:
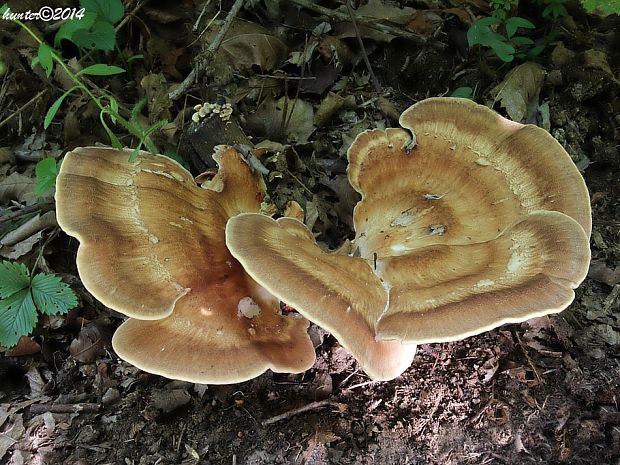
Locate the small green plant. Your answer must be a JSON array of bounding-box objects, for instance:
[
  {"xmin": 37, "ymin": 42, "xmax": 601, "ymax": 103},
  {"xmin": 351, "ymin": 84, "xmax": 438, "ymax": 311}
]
[
  {"xmin": 55, "ymin": 0, "xmax": 124, "ymax": 51},
  {"xmin": 1, "ymin": 3, "xmax": 166, "ymax": 192},
  {"xmin": 537, "ymin": 0, "xmax": 569, "ymax": 19},
  {"xmin": 0, "ymin": 261, "xmax": 78, "ymax": 347},
  {"xmin": 468, "ymin": 16, "xmax": 539, "ymax": 62},
  {"xmin": 34, "ymin": 158, "xmax": 61, "ymax": 196},
  {"xmin": 489, "ymin": 0, "xmax": 518, "ymax": 21},
  {"xmin": 580, "ymin": 0, "xmax": 620, "ymax": 15}
]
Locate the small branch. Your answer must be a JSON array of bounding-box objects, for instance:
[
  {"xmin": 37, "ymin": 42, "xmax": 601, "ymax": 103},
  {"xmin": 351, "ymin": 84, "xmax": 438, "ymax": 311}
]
[
  {"xmin": 261, "ymin": 400, "xmax": 346, "ymax": 426},
  {"xmin": 169, "ymin": 0, "xmax": 245, "ymax": 101},
  {"xmin": 29, "ymin": 403, "xmax": 102, "ymax": 414},
  {"xmin": 116, "ymin": 0, "xmax": 151, "ymax": 32},
  {"xmin": 346, "ymin": 2, "xmax": 381, "ymax": 93},
  {"xmin": 514, "ymin": 331, "xmax": 544, "ymax": 385},
  {"xmin": 288, "ymin": 0, "xmax": 430, "ymax": 46},
  {"xmin": 0, "ymin": 90, "xmax": 47, "ymax": 130}
]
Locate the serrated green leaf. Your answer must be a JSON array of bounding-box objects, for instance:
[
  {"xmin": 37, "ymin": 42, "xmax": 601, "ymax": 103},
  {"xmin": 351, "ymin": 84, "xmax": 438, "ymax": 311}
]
[
  {"xmin": 81, "ymin": 0, "xmax": 124, "ymax": 24},
  {"xmin": 37, "ymin": 43, "xmax": 53, "ymax": 77},
  {"xmin": 35, "ymin": 158, "xmax": 60, "ymax": 195},
  {"xmin": 44, "ymin": 86, "xmax": 77, "ymax": 129},
  {"xmin": 72, "ymin": 20, "xmax": 116, "ymax": 51},
  {"xmin": 31, "ymin": 273, "xmax": 78, "ymax": 316},
  {"xmin": 54, "ymin": 12, "xmax": 97, "ymax": 47},
  {"xmin": 0, "ymin": 288, "xmax": 37, "ymax": 347},
  {"xmin": 0, "ymin": 261, "xmax": 30, "ymax": 299},
  {"xmin": 77, "ymin": 64, "xmax": 125, "ymax": 76}
]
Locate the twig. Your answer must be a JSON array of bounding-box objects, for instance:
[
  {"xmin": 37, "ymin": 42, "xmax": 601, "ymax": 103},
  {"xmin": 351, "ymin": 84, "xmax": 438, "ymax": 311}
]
[
  {"xmin": 261, "ymin": 400, "xmax": 345, "ymax": 425},
  {"xmin": 288, "ymin": 0, "xmax": 429, "ymax": 46},
  {"xmin": 0, "ymin": 90, "xmax": 47, "ymax": 130},
  {"xmin": 116, "ymin": 0, "xmax": 151, "ymax": 32},
  {"xmin": 284, "ymin": 169, "xmax": 314, "ymax": 197},
  {"xmin": 193, "ymin": 0, "xmax": 213, "ymax": 32},
  {"xmin": 283, "ymin": 36, "xmax": 309, "ymax": 132},
  {"xmin": 346, "ymin": 2, "xmax": 381, "ymax": 93},
  {"xmin": 169, "ymin": 0, "xmax": 245, "ymax": 101},
  {"xmin": 29, "ymin": 403, "xmax": 102, "ymax": 414},
  {"xmin": 514, "ymin": 331, "xmax": 544, "ymax": 385}
]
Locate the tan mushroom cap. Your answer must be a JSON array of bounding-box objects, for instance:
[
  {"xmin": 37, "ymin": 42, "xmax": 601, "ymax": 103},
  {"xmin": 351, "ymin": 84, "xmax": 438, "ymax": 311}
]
[
  {"xmin": 226, "ymin": 214, "xmax": 417, "ymax": 381},
  {"xmin": 56, "ymin": 146, "xmax": 315, "ymax": 384},
  {"xmin": 350, "ymin": 97, "xmax": 591, "ymax": 343},
  {"xmin": 225, "ymin": 97, "xmax": 591, "ymax": 380}
]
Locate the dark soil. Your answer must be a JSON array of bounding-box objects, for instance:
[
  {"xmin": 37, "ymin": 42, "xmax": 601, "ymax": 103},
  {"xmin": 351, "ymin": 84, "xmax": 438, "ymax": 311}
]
[{"xmin": 1, "ymin": 1, "xmax": 619, "ymax": 465}]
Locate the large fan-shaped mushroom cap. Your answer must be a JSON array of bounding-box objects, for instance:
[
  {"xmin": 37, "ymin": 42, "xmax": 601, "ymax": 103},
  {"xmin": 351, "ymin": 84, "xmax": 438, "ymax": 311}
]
[
  {"xmin": 56, "ymin": 146, "xmax": 315, "ymax": 384},
  {"xmin": 226, "ymin": 97, "xmax": 591, "ymax": 380}
]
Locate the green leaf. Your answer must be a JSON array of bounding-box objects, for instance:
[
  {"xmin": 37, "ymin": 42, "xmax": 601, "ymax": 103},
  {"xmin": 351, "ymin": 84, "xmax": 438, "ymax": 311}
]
[
  {"xmin": 0, "ymin": 4, "xmax": 9, "ymax": 15},
  {"xmin": 31, "ymin": 273, "xmax": 78, "ymax": 316},
  {"xmin": 54, "ymin": 12, "xmax": 97, "ymax": 47},
  {"xmin": 129, "ymin": 143, "xmax": 143, "ymax": 162},
  {"xmin": 580, "ymin": 0, "xmax": 620, "ymax": 14},
  {"xmin": 99, "ymin": 110, "xmax": 122, "ymax": 148},
  {"xmin": 467, "ymin": 18, "xmax": 502, "ymax": 47},
  {"xmin": 130, "ymin": 98, "xmax": 147, "ymax": 123},
  {"xmin": 81, "ymin": 0, "xmax": 124, "ymax": 24},
  {"xmin": 77, "ymin": 64, "xmax": 125, "ymax": 76},
  {"xmin": 0, "ymin": 261, "xmax": 30, "ymax": 299},
  {"xmin": 450, "ymin": 87, "xmax": 475, "ymax": 99},
  {"xmin": 0, "ymin": 288, "xmax": 37, "ymax": 347},
  {"xmin": 44, "ymin": 86, "xmax": 77, "ymax": 129},
  {"xmin": 72, "ymin": 20, "xmax": 116, "ymax": 51},
  {"xmin": 491, "ymin": 40, "xmax": 515, "ymax": 62},
  {"xmin": 35, "ymin": 158, "xmax": 60, "ymax": 195},
  {"xmin": 37, "ymin": 43, "xmax": 54, "ymax": 77},
  {"xmin": 505, "ymin": 17, "xmax": 535, "ymax": 39},
  {"xmin": 510, "ymin": 36, "xmax": 535, "ymax": 46},
  {"xmin": 109, "ymin": 96, "xmax": 119, "ymax": 124}
]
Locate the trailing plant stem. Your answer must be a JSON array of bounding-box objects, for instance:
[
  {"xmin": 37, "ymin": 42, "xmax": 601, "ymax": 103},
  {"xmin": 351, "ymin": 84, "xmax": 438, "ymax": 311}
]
[{"xmin": 15, "ymin": 18, "xmax": 158, "ymax": 154}]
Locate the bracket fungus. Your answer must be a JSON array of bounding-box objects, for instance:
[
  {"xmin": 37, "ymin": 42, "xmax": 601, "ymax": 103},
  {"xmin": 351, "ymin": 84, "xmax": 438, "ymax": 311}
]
[
  {"xmin": 56, "ymin": 146, "xmax": 315, "ymax": 384},
  {"xmin": 226, "ymin": 97, "xmax": 591, "ymax": 381}
]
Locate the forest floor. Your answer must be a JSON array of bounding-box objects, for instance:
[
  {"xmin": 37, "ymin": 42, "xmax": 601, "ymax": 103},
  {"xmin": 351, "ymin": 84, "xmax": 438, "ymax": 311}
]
[{"xmin": 0, "ymin": 0, "xmax": 619, "ymax": 464}]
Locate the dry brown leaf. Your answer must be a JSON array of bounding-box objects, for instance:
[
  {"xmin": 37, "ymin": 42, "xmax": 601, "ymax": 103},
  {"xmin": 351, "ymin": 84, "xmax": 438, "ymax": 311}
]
[
  {"xmin": 588, "ymin": 259, "xmax": 620, "ymax": 286},
  {"xmin": 69, "ymin": 324, "xmax": 109, "ymax": 363},
  {"xmin": 216, "ymin": 20, "xmax": 288, "ymax": 73},
  {"xmin": 140, "ymin": 73, "xmax": 172, "ymax": 124},
  {"xmin": 0, "ymin": 172, "xmax": 37, "ymax": 205},
  {"xmin": 0, "ymin": 413, "xmax": 24, "ymax": 461},
  {"xmin": 490, "ymin": 62, "xmax": 545, "ymax": 122},
  {"xmin": 5, "ymin": 337, "xmax": 40, "ymax": 357},
  {"xmin": 350, "ymin": 0, "xmax": 417, "ymax": 24},
  {"xmin": 245, "ymin": 96, "xmax": 315, "ymax": 143}
]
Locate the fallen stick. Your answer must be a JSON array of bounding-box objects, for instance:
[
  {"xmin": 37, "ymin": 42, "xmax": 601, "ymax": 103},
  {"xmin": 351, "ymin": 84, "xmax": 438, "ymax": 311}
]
[
  {"xmin": 29, "ymin": 403, "xmax": 102, "ymax": 414},
  {"xmin": 169, "ymin": 0, "xmax": 245, "ymax": 101},
  {"xmin": 261, "ymin": 400, "xmax": 346, "ymax": 426}
]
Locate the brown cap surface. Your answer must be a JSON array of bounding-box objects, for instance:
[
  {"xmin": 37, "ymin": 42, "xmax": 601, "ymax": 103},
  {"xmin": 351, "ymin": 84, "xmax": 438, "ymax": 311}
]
[
  {"xmin": 226, "ymin": 214, "xmax": 417, "ymax": 381},
  {"xmin": 56, "ymin": 146, "xmax": 315, "ymax": 383},
  {"xmin": 348, "ymin": 97, "xmax": 591, "ymax": 343}
]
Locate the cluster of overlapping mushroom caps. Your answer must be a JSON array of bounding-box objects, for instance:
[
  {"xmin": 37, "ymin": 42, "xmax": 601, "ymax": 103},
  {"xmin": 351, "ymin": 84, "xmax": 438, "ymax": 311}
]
[{"xmin": 55, "ymin": 98, "xmax": 592, "ymax": 383}]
